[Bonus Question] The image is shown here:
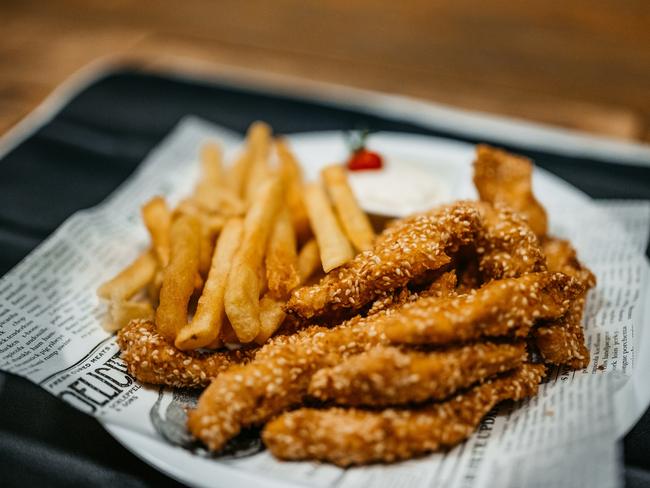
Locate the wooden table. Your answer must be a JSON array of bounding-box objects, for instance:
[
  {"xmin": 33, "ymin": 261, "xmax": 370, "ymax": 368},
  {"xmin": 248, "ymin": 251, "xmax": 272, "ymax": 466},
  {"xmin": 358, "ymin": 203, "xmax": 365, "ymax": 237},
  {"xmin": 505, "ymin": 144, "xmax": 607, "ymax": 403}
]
[{"xmin": 2, "ymin": 0, "xmax": 649, "ymax": 141}]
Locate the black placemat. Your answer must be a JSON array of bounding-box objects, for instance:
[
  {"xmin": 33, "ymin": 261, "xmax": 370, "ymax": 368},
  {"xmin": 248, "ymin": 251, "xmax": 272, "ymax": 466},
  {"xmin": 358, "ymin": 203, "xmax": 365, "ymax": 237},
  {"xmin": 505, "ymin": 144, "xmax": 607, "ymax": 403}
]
[{"xmin": 1, "ymin": 67, "xmax": 649, "ymax": 487}]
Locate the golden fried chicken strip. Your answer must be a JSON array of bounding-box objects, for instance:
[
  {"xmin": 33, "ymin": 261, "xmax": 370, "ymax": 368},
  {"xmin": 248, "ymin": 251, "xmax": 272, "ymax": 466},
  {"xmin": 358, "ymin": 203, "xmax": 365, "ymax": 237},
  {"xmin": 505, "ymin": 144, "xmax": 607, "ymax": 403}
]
[
  {"xmin": 263, "ymin": 363, "xmax": 545, "ymax": 466},
  {"xmin": 534, "ymin": 237, "xmax": 595, "ymax": 368},
  {"xmin": 383, "ymin": 272, "xmax": 583, "ymax": 345},
  {"xmin": 534, "ymin": 297, "xmax": 590, "ymax": 369},
  {"xmin": 366, "ymin": 270, "xmax": 458, "ymax": 315},
  {"xmin": 309, "ymin": 342, "xmax": 527, "ymax": 406},
  {"xmin": 286, "ymin": 202, "xmax": 482, "ymax": 320},
  {"xmin": 187, "ymin": 314, "xmax": 393, "ymax": 452},
  {"xmin": 117, "ymin": 320, "xmax": 252, "ymax": 388},
  {"xmin": 475, "ymin": 202, "xmax": 546, "ymax": 281},
  {"xmin": 366, "ymin": 288, "xmax": 414, "ymax": 316},
  {"xmin": 473, "ymin": 145, "xmax": 548, "ymax": 237},
  {"xmin": 187, "ymin": 276, "xmax": 461, "ymax": 452},
  {"xmin": 542, "ymin": 237, "xmax": 596, "ymax": 289}
]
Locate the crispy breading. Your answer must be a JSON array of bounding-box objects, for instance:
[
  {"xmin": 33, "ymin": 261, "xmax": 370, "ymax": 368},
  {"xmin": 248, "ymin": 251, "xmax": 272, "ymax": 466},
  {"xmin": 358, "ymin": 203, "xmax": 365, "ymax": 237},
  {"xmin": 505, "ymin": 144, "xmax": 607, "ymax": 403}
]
[
  {"xmin": 382, "ymin": 272, "xmax": 583, "ymax": 345},
  {"xmin": 366, "ymin": 270, "xmax": 458, "ymax": 315},
  {"xmin": 534, "ymin": 297, "xmax": 590, "ymax": 368},
  {"xmin": 286, "ymin": 201, "xmax": 546, "ymax": 322},
  {"xmin": 534, "ymin": 237, "xmax": 595, "ymax": 369},
  {"xmin": 186, "ymin": 270, "xmax": 462, "ymax": 452},
  {"xmin": 309, "ymin": 342, "xmax": 527, "ymax": 406},
  {"xmin": 475, "ymin": 202, "xmax": 546, "ymax": 281},
  {"xmin": 109, "ymin": 133, "xmax": 592, "ymax": 467},
  {"xmin": 286, "ymin": 202, "xmax": 482, "ymax": 320},
  {"xmin": 117, "ymin": 320, "xmax": 252, "ymax": 388},
  {"xmin": 186, "ymin": 273, "xmax": 561, "ymax": 451},
  {"xmin": 366, "ymin": 288, "xmax": 413, "ymax": 315},
  {"xmin": 263, "ymin": 364, "xmax": 545, "ymax": 466},
  {"xmin": 186, "ymin": 312, "xmax": 397, "ymax": 452},
  {"xmin": 542, "ymin": 237, "xmax": 596, "ymax": 290},
  {"xmin": 473, "ymin": 145, "xmax": 548, "ymax": 237}
]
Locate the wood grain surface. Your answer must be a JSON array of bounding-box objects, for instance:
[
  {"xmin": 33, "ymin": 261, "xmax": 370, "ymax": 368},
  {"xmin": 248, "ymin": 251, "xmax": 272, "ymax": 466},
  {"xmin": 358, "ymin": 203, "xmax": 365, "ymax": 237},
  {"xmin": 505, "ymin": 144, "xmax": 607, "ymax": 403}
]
[{"xmin": 1, "ymin": 0, "xmax": 649, "ymax": 141}]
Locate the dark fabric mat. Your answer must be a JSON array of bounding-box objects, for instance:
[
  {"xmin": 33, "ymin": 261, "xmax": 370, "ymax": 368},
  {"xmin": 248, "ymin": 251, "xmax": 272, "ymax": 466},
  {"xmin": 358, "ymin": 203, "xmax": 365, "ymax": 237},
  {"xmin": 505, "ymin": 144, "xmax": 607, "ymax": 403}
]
[{"xmin": 1, "ymin": 67, "xmax": 649, "ymax": 487}]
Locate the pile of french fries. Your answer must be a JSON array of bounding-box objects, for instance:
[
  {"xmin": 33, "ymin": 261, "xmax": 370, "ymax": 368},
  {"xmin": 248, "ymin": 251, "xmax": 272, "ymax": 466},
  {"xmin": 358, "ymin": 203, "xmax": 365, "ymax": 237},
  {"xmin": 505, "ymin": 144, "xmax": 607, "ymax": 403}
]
[{"xmin": 97, "ymin": 122, "xmax": 376, "ymax": 349}]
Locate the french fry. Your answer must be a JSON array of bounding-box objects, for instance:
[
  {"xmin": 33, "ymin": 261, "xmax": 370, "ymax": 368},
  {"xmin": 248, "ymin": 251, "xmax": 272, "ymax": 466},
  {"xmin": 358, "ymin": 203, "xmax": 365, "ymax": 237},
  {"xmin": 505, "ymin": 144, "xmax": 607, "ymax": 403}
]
[
  {"xmin": 227, "ymin": 151, "xmax": 252, "ymax": 198},
  {"xmin": 201, "ymin": 142, "xmax": 224, "ymax": 183},
  {"xmin": 175, "ymin": 205, "xmax": 225, "ymax": 279},
  {"xmin": 175, "ymin": 218, "xmax": 244, "ymax": 351},
  {"xmin": 155, "ymin": 215, "xmax": 201, "ymax": 343},
  {"xmin": 303, "ymin": 182, "xmax": 354, "ymax": 273},
  {"xmin": 266, "ymin": 206, "xmax": 300, "ymax": 298},
  {"xmin": 185, "ymin": 143, "xmax": 246, "ymax": 215},
  {"xmin": 322, "ymin": 165, "xmax": 375, "ymax": 252},
  {"xmin": 102, "ymin": 300, "xmax": 154, "ymax": 333},
  {"xmin": 198, "ymin": 220, "xmax": 219, "ymax": 278},
  {"xmin": 248, "ymin": 121, "xmax": 271, "ymax": 161},
  {"xmin": 147, "ymin": 270, "xmax": 163, "ymax": 306},
  {"xmin": 97, "ymin": 250, "xmax": 157, "ymax": 300},
  {"xmin": 175, "ymin": 198, "xmax": 204, "ymax": 220},
  {"xmin": 276, "ymin": 139, "xmax": 311, "ymax": 243},
  {"xmin": 142, "ymin": 196, "xmax": 172, "ymax": 267},
  {"xmin": 225, "ymin": 176, "xmax": 283, "ymax": 342},
  {"xmin": 244, "ymin": 122, "xmax": 272, "ymax": 203},
  {"xmin": 297, "ymin": 238, "xmax": 321, "ymax": 284},
  {"xmin": 254, "ymin": 294, "xmax": 286, "ymax": 344},
  {"xmin": 217, "ymin": 191, "xmax": 247, "ymax": 216},
  {"xmin": 203, "ymin": 214, "xmax": 226, "ymax": 234},
  {"xmin": 194, "ymin": 186, "xmax": 245, "ymax": 216},
  {"xmin": 193, "ymin": 142, "xmax": 223, "ymax": 211},
  {"xmin": 227, "ymin": 122, "xmax": 268, "ymax": 198}
]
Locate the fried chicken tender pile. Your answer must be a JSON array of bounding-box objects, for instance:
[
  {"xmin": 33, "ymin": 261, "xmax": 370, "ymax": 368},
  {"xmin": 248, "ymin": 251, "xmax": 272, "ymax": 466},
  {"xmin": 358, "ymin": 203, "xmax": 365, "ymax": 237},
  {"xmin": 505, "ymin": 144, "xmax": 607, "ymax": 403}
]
[
  {"xmin": 286, "ymin": 202, "xmax": 481, "ymax": 320},
  {"xmin": 116, "ymin": 144, "xmax": 595, "ymax": 466},
  {"xmin": 264, "ymin": 364, "xmax": 546, "ymax": 466}
]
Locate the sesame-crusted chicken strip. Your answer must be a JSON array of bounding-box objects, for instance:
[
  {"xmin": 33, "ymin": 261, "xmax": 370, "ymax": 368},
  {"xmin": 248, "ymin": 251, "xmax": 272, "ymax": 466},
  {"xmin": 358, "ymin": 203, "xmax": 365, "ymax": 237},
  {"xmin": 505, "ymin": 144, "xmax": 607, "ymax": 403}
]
[
  {"xmin": 534, "ymin": 237, "xmax": 595, "ymax": 369},
  {"xmin": 366, "ymin": 288, "xmax": 414, "ymax": 315},
  {"xmin": 534, "ymin": 297, "xmax": 590, "ymax": 369},
  {"xmin": 308, "ymin": 342, "xmax": 527, "ymax": 406},
  {"xmin": 473, "ymin": 145, "xmax": 548, "ymax": 238},
  {"xmin": 286, "ymin": 202, "xmax": 482, "ymax": 320},
  {"xmin": 366, "ymin": 270, "xmax": 458, "ymax": 315},
  {"xmin": 263, "ymin": 363, "xmax": 546, "ymax": 466},
  {"xmin": 117, "ymin": 320, "xmax": 253, "ymax": 388},
  {"xmin": 541, "ymin": 237, "xmax": 596, "ymax": 290},
  {"xmin": 187, "ymin": 269, "xmax": 461, "ymax": 452},
  {"xmin": 187, "ymin": 313, "xmax": 395, "ymax": 452},
  {"xmin": 474, "ymin": 202, "xmax": 546, "ymax": 282},
  {"xmin": 383, "ymin": 272, "xmax": 583, "ymax": 345}
]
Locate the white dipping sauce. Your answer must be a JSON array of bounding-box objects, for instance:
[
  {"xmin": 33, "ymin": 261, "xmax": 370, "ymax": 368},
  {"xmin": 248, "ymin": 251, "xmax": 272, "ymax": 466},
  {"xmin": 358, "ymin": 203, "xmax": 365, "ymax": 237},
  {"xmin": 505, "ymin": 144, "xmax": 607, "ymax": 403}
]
[{"xmin": 347, "ymin": 158, "xmax": 454, "ymax": 217}]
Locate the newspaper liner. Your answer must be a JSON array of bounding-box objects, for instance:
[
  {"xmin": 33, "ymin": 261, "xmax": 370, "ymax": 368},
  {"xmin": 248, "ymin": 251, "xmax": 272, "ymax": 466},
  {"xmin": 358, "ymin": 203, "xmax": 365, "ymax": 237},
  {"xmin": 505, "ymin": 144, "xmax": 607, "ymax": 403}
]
[{"xmin": 1, "ymin": 117, "xmax": 648, "ymax": 488}]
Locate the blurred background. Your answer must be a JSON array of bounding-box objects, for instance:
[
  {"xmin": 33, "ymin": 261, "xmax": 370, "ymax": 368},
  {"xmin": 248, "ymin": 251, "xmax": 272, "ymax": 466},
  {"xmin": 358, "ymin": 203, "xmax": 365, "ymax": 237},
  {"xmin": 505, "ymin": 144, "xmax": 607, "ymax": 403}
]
[{"xmin": 2, "ymin": 0, "xmax": 649, "ymax": 141}]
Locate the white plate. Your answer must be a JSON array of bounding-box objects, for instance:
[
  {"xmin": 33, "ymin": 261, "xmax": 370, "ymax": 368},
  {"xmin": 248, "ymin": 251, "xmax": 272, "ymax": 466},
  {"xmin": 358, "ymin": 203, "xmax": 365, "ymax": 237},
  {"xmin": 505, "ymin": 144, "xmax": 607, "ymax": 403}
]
[{"xmin": 101, "ymin": 130, "xmax": 595, "ymax": 488}]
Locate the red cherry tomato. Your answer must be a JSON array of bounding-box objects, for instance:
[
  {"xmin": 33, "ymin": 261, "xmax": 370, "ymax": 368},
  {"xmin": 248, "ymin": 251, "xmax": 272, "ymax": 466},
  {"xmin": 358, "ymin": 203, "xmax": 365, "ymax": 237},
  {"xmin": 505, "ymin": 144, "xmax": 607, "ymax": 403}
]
[{"xmin": 347, "ymin": 149, "xmax": 383, "ymax": 171}]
